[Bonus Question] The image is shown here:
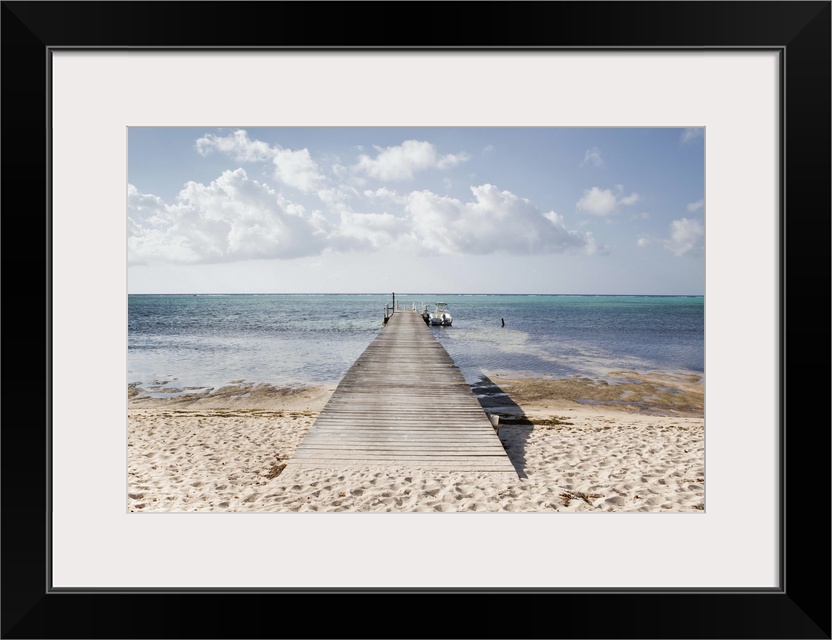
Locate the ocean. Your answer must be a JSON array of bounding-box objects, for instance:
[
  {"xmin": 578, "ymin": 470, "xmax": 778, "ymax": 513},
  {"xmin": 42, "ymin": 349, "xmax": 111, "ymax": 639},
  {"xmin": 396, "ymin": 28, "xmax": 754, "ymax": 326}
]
[{"xmin": 127, "ymin": 294, "xmax": 704, "ymax": 396}]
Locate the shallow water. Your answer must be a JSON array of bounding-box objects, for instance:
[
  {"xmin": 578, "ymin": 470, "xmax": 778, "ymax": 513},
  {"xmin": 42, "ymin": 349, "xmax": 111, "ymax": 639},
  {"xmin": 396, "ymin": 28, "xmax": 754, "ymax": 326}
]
[{"xmin": 128, "ymin": 294, "xmax": 704, "ymax": 391}]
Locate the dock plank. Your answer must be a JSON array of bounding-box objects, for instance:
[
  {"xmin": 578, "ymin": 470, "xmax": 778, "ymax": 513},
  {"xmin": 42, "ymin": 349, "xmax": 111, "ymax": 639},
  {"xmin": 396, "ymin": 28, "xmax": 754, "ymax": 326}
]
[{"xmin": 286, "ymin": 310, "xmax": 517, "ymax": 475}]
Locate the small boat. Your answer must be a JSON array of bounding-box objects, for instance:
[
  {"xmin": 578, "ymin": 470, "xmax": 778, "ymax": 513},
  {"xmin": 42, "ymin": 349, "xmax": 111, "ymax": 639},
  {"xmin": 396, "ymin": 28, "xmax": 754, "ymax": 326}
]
[{"xmin": 427, "ymin": 302, "xmax": 453, "ymax": 326}]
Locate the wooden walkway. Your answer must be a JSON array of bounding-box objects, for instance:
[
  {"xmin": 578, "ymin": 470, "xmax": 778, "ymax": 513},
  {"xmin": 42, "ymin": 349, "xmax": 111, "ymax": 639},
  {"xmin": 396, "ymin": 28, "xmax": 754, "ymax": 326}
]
[{"xmin": 286, "ymin": 310, "xmax": 517, "ymax": 475}]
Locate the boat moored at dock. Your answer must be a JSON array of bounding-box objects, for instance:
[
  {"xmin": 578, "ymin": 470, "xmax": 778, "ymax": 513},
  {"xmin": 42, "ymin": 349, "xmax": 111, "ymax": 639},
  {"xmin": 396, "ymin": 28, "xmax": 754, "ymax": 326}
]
[{"xmin": 423, "ymin": 302, "xmax": 453, "ymax": 326}]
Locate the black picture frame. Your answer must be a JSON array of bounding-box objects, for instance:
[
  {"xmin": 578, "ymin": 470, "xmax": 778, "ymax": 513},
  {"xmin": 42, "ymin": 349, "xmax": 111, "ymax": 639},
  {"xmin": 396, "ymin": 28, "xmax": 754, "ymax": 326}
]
[{"xmin": 2, "ymin": 2, "xmax": 829, "ymax": 638}]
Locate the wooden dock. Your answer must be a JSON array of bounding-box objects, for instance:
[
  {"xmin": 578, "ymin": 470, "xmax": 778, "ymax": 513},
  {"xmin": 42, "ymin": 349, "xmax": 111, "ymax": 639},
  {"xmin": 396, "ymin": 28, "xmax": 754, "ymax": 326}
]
[{"xmin": 286, "ymin": 310, "xmax": 517, "ymax": 475}]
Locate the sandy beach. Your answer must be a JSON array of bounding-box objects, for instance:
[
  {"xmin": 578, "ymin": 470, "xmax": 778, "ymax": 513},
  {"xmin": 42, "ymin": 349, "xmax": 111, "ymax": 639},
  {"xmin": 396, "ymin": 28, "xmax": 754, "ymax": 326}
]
[{"xmin": 127, "ymin": 370, "xmax": 704, "ymax": 513}]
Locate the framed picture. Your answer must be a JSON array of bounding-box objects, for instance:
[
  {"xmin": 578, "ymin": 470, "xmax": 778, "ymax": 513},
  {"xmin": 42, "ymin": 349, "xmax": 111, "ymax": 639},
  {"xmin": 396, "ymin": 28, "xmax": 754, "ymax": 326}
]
[{"xmin": 4, "ymin": 2, "xmax": 829, "ymax": 638}]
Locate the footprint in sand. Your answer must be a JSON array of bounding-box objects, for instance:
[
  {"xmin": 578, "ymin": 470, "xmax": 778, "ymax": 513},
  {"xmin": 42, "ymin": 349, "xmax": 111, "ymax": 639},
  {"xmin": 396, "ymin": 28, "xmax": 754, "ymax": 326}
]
[{"xmin": 423, "ymin": 485, "xmax": 442, "ymax": 497}]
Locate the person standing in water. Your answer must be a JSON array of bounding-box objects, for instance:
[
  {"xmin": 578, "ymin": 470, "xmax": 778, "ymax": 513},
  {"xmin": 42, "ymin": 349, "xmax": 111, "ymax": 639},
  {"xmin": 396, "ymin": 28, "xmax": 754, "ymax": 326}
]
[{"xmin": 501, "ymin": 318, "xmax": 505, "ymax": 327}]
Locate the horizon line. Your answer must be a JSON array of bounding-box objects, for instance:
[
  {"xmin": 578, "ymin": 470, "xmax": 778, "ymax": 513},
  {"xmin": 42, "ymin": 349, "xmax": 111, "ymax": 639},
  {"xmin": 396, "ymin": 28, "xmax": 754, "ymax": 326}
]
[{"xmin": 127, "ymin": 292, "xmax": 705, "ymax": 297}]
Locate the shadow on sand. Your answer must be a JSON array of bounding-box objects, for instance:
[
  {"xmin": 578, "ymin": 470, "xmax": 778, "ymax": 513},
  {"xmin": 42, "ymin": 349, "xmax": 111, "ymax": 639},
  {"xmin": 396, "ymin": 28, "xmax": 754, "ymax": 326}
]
[{"xmin": 471, "ymin": 375, "xmax": 535, "ymax": 479}]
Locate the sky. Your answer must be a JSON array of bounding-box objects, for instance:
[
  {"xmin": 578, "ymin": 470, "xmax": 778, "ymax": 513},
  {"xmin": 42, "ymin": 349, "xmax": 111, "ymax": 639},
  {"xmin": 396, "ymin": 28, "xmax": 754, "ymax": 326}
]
[{"xmin": 127, "ymin": 127, "xmax": 704, "ymax": 294}]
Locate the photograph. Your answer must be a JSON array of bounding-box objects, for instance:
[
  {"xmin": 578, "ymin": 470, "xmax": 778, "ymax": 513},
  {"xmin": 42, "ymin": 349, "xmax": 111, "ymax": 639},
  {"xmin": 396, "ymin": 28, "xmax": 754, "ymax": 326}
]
[
  {"xmin": 127, "ymin": 127, "xmax": 705, "ymax": 513},
  {"xmin": 3, "ymin": 0, "xmax": 828, "ymax": 637}
]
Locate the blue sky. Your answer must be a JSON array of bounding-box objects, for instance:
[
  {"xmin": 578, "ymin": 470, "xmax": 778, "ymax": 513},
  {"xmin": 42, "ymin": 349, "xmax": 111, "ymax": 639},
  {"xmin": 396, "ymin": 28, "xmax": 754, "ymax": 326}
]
[{"xmin": 128, "ymin": 127, "xmax": 704, "ymax": 294}]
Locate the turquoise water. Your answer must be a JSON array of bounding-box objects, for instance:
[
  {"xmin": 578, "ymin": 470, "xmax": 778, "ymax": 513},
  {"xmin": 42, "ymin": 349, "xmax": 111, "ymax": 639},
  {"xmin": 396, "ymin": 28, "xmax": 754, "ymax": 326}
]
[{"xmin": 128, "ymin": 294, "xmax": 704, "ymax": 390}]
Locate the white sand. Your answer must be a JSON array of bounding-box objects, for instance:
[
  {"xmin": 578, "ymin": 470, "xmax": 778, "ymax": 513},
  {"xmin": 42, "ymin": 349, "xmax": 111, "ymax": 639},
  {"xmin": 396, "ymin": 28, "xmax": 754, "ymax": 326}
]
[{"xmin": 128, "ymin": 371, "xmax": 704, "ymax": 513}]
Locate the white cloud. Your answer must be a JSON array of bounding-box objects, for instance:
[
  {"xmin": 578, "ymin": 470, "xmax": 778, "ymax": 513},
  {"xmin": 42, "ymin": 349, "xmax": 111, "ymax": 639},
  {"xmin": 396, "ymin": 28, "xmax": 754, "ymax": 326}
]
[
  {"xmin": 332, "ymin": 164, "xmax": 349, "ymax": 180},
  {"xmin": 637, "ymin": 217, "xmax": 704, "ymax": 256},
  {"xmin": 681, "ymin": 128, "xmax": 704, "ymax": 143},
  {"xmin": 129, "ymin": 175, "xmax": 601, "ymax": 264},
  {"xmin": 195, "ymin": 130, "xmax": 326, "ymax": 193},
  {"xmin": 326, "ymin": 184, "xmax": 600, "ymax": 256},
  {"xmin": 687, "ymin": 199, "xmax": 705, "ymax": 212},
  {"xmin": 317, "ymin": 185, "xmax": 360, "ymax": 215},
  {"xmin": 577, "ymin": 187, "xmax": 617, "ymax": 216},
  {"xmin": 272, "ymin": 147, "xmax": 326, "ymax": 192},
  {"xmin": 436, "ymin": 152, "xmax": 469, "ymax": 169},
  {"xmin": 127, "ymin": 184, "xmax": 166, "ymax": 221},
  {"xmin": 576, "ymin": 186, "xmax": 639, "ymax": 216},
  {"xmin": 666, "ymin": 217, "xmax": 704, "ymax": 256},
  {"xmin": 580, "ymin": 147, "xmax": 604, "ymax": 168},
  {"xmin": 583, "ymin": 231, "xmax": 609, "ymax": 256},
  {"xmin": 333, "ymin": 212, "xmax": 410, "ymax": 251},
  {"xmin": 128, "ymin": 170, "xmax": 332, "ymax": 264},
  {"xmin": 403, "ymin": 184, "xmax": 595, "ymax": 255},
  {"xmin": 195, "ymin": 130, "xmax": 274, "ymax": 162},
  {"xmin": 362, "ymin": 187, "xmax": 406, "ymax": 203},
  {"xmin": 353, "ymin": 140, "xmax": 470, "ymax": 181}
]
